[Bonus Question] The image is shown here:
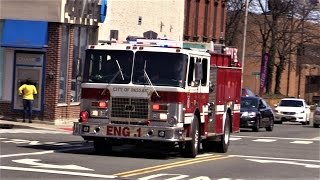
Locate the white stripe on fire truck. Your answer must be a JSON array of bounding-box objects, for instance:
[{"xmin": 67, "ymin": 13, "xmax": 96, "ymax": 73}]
[
  {"xmin": 184, "ymin": 116, "xmax": 193, "ymax": 124},
  {"xmin": 216, "ymin": 105, "xmax": 225, "ymax": 112},
  {"xmin": 234, "ymin": 104, "xmax": 241, "ymax": 111}
]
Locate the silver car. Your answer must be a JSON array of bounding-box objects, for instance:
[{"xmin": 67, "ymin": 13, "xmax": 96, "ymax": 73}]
[{"xmin": 314, "ymin": 101, "xmax": 320, "ymax": 128}]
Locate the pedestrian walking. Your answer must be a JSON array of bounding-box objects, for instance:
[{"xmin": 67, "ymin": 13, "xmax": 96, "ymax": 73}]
[{"xmin": 18, "ymin": 79, "xmax": 37, "ymax": 123}]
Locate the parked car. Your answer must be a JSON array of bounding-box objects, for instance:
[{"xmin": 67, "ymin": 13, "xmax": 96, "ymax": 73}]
[
  {"xmin": 240, "ymin": 96, "xmax": 274, "ymax": 132},
  {"xmin": 242, "ymin": 88, "xmax": 256, "ymax": 97},
  {"xmin": 313, "ymin": 101, "xmax": 320, "ymax": 128},
  {"xmin": 274, "ymin": 98, "xmax": 311, "ymax": 125}
]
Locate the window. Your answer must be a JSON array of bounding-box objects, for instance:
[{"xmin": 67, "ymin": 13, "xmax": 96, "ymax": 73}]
[
  {"xmin": 71, "ymin": 26, "xmax": 97, "ymax": 102},
  {"xmin": 110, "ymin": 30, "xmax": 119, "ymax": 40},
  {"xmin": 58, "ymin": 24, "xmax": 69, "ymax": 104},
  {"xmin": 188, "ymin": 57, "xmax": 195, "ymax": 86},
  {"xmin": 201, "ymin": 58, "xmax": 208, "ymax": 86}
]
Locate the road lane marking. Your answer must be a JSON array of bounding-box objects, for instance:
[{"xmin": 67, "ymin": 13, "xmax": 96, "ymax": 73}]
[
  {"xmin": 0, "ymin": 150, "xmax": 55, "ymax": 158},
  {"xmin": 311, "ymin": 136, "xmax": 320, "ymax": 140},
  {"xmin": 0, "ymin": 166, "xmax": 116, "ymax": 179},
  {"xmin": 139, "ymin": 174, "xmax": 189, "ymax": 180},
  {"xmin": 0, "ymin": 146, "xmax": 91, "ymax": 158},
  {"xmin": 229, "ymin": 137, "xmax": 242, "ymax": 141},
  {"xmin": 246, "ymin": 159, "xmax": 320, "ymax": 168},
  {"xmin": 113, "ymin": 155, "xmax": 222, "ymax": 176},
  {"xmin": 13, "ymin": 158, "xmax": 94, "ymax": 171},
  {"xmin": 252, "ymin": 139, "xmax": 277, "ymax": 142},
  {"xmin": 0, "ymin": 129, "xmax": 68, "ymax": 134},
  {"xmin": 115, "ymin": 155, "xmax": 231, "ymax": 177},
  {"xmin": 290, "ymin": 141, "xmax": 313, "ymax": 144},
  {"xmin": 229, "ymin": 155, "xmax": 320, "ymax": 163},
  {"xmin": 231, "ymin": 135, "xmax": 320, "ymax": 141}
]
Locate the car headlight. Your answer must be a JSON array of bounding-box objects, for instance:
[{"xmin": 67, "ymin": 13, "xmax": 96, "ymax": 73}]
[
  {"xmin": 299, "ymin": 110, "xmax": 305, "ymax": 114},
  {"xmin": 242, "ymin": 112, "xmax": 256, "ymax": 117},
  {"xmin": 275, "ymin": 109, "xmax": 279, "ymax": 113}
]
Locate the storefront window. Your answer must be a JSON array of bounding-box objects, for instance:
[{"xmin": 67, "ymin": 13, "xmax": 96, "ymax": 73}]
[
  {"xmin": 58, "ymin": 25, "xmax": 69, "ymax": 104},
  {"xmin": 71, "ymin": 26, "xmax": 97, "ymax": 102}
]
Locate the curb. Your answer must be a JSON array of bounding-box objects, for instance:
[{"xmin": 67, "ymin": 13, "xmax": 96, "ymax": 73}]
[{"xmin": 0, "ymin": 120, "xmax": 73, "ymax": 133}]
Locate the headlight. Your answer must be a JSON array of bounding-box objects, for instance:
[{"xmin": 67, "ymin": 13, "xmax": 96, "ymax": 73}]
[
  {"xmin": 168, "ymin": 116, "xmax": 178, "ymax": 126},
  {"xmin": 299, "ymin": 110, "xmax": 305, "ymax": 114},
  {"xmin": 275, "ymin": 110, "xmax": 279, "ymax": 113},
  {"xmin": 242, "ymin": 112, "xmax": 256, "ymax": 117}
]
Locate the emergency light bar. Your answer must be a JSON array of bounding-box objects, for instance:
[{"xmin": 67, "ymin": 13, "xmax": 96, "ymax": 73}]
[{"xmin": 132, "ymin": 39, "xmax": 182, "ymax": 48}]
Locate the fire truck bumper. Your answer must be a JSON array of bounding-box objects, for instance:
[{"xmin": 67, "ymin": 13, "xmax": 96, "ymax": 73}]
[{"xmin": 73, "ymin": 122, "xmax": 188, "ymax": 142}]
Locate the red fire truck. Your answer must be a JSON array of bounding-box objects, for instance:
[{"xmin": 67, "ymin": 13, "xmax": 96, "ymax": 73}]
[{"xmin": 73, "ymin": 39, "xmax": 242, "ymax": 158}]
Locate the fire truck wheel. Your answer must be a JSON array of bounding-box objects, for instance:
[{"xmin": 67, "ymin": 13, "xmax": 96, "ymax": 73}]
[
  {"xmin": 183, "ymin": 116, "xmax": 200, "ymax": 158},
  {"xmin": 93, "ymin": 138, "xmax": 112, "ymax": 154},
  {"xmin": 215, "ymin": 114, "xmax": 230, "ymax": 153}
]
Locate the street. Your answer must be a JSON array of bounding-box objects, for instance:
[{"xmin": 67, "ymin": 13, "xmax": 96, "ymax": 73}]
[{"xmin": 1, "ymin": 123, "xmax": 319, "ymax": 180}]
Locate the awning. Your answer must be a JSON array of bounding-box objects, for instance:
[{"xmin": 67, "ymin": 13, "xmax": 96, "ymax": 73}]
[{"xmin": 1, "ymin": 20, "xmax": 48, "ymax": 49}]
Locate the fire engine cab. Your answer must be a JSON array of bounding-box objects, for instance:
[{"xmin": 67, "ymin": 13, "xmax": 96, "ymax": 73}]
[{"xmin": 73, "ymin": 39, "xmax": 242, "ymax": 158}]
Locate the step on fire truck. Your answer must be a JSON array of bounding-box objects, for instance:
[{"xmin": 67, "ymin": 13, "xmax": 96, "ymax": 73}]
[{"xmin": 73, "ymin": 39, "xmax": 242, "ymax": 158}]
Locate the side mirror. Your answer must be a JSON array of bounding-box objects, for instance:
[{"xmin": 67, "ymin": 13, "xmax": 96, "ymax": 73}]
[{"xmin": 306, "ymin": 105, "xmax": 310, "ymax": 109}]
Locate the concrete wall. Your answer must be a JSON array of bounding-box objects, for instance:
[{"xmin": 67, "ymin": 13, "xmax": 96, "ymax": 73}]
[
  {"xmin": 0, "ymin": 0, "xmax": 99, "ymax": 26},
  {"xmin": 99, "ymin": 0, "xmax": 185, "ymax": 41},
  {"xmin": 0, "ymin": 0, "xmax": 62, "ymax": 22}
]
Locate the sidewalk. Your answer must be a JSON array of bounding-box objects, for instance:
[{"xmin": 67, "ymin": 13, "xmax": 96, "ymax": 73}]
[{"xmin": 0, "ymin": 119, "xmax": 74, "ymax": 132}]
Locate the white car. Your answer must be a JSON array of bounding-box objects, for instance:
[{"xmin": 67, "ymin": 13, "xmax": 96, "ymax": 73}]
[
  {"xmin": 274, "ymin": 98, "xmax": 311, "ymax": 125},
  {"xmin": 313, "ymin": 101, "xmax": 320, "ymax": 128}
]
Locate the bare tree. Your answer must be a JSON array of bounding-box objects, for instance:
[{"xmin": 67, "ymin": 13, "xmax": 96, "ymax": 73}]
[{"xmin": 227, "ymin": 0, "xmax": 320, "ymax": 95}]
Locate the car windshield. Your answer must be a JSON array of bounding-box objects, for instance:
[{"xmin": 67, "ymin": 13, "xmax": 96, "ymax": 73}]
[
  {"xmin": 241, "ymin": 97, "xmax": 258, "ymax": 108},
  {"xmin": 279, "ymin": 100, "xmax": 304, "ymax": 107}
]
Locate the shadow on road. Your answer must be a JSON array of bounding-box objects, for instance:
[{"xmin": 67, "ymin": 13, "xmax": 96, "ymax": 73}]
[{"xmin": 19, "ymin": 141, "xmax": 216, "ymax": 160}]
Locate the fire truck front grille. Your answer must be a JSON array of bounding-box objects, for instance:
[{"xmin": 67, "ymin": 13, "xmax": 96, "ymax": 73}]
[{"xmin": 111, "ymin": 97, "xmax": 149, "ymax": 119}]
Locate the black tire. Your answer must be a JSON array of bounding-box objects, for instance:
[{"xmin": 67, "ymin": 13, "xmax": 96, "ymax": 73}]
[
  {"xmin": 215, "ymin": 114, "xmax": 231, "ymax": 153},
  {"xmin": 93, "ymin": 138, "xmax": 112, "ymax": 154},
  {"xmin": 266, "ymin": 117, "xmax": 274, "ymax": 132},
  {"xmin": 253, "ymin": 117, "xmax": 260, "ymax": 132},
  {"xmin": 183, "ymin": 116, "xmax": 200, "ymax": 158},
  {"xmin": 314, "ymin": 124, "xmax": 319, "ymax": 128}
]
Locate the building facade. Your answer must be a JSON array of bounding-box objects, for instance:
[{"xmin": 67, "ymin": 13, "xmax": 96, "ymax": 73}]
[
  {"xmin": 99, "ymin": 0, "xmax": 227, "ymax": 43},
  {"xmin": 0, "ymin": 0, "xmax": 104, "ymax": 124},
  {"xmin": 0, "ymin": 0, "xmax": 228, "ymax": 124}
]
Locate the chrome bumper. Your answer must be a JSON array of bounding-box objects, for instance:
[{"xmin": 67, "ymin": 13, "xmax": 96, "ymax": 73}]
[{"xmin": 73, "ymin": 122, "xmax": 188, "ymax": 142}]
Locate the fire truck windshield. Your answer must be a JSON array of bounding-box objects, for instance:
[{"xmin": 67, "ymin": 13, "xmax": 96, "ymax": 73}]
[
  {"xmin": 83, "ymin": 49, "xmax": 188, "ymax": 88},
  {"xmin": 83, "ymin": 50, "xmax": 134, "ymax": 84},
  {"xmin": 132, "ymin": 51, "xmax": 188, "ymax": 88}
]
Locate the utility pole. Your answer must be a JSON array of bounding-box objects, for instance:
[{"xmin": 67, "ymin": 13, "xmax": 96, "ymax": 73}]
[
  {"xmin": 297, "ymin": 5, "xmax": 305, "ymax": 98},
  {"xmin": 241, "ymin": 0, "xmax": 249, "ymax": 90},
  {"xmin": 286, "ymin": 0, "xmax": 294, "ymax": 97}
]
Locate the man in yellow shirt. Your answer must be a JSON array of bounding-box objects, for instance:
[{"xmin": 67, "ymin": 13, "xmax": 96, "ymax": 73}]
[{"xmin": 18, "ymin": 79, "xmax": 37, "ymax": 123}]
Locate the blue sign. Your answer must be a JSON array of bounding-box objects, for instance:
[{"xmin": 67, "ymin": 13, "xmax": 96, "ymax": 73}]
[
  {"xmin": 100, "ymin": 0, "xmax": 107, "ymax": 23},
  {"xmin": 1, "ymin": 20, "xmax": 48, "ymax": 49}
]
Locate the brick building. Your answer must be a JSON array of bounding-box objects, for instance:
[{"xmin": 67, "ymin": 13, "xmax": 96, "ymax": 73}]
[
  {"xmin": 0, "ymin": 0, "xmax": 104, "ymax": 124},
  {"xmin": 0, "ymin": 0, "xmax": 228, "ymax": 124},
  {"xmin": 240, "ymin": 14, "xmax": 320, "ymax": 104},
  {"xmin": 99, "ymin": 0, "xmax": 227, "ymax": 43}
]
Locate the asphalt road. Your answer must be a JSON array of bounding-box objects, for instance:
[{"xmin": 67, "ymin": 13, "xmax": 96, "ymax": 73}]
[{"xmin": 0, "ymin": 123, "xmax": 319, "ymax": 180}]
